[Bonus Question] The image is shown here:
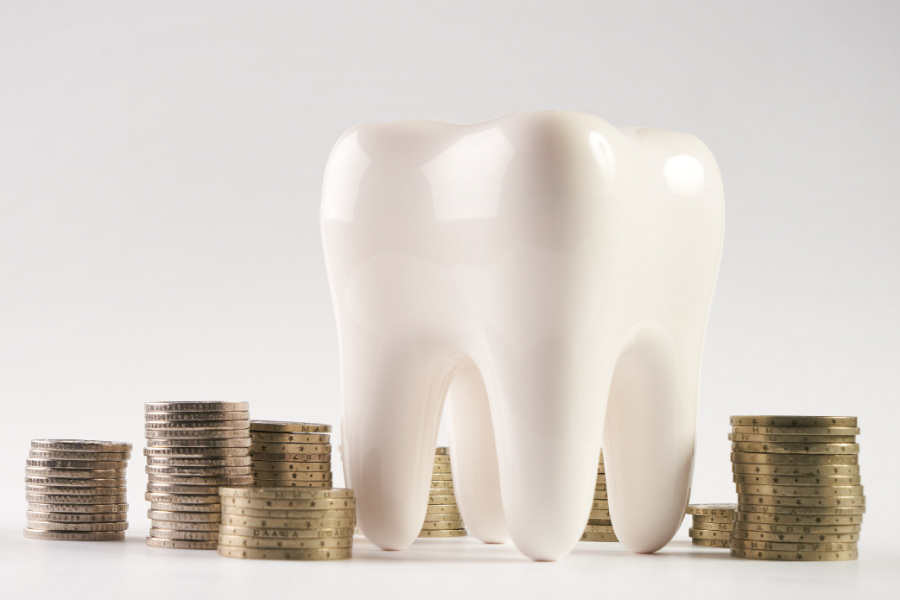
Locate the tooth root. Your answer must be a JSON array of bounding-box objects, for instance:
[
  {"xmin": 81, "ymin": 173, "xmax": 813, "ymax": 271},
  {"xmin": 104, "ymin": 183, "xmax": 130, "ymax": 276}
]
[
  {"xmin": 447, "ymin": 361, "xmax": 508, "ymax": 543},
  {"xmin": 604, "ymin": 322, "xmax": 695, "ymax": 553},
  {"xmin": 340, "ymin": 330, "xmax": 456, "ymax": 551},
  {"xmin": 488, "ymin": 343, "xmax": 605, "ymax": 561}
]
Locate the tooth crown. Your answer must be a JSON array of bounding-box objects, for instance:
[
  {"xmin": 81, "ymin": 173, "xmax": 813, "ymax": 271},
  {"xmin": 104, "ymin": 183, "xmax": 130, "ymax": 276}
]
[{"xmin": 321, "ymin": 111, "xmax": 724, "ymax": 560}]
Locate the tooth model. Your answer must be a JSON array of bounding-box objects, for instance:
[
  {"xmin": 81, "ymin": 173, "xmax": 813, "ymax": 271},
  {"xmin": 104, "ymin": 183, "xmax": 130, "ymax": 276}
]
[{"xmin": 321, "ymin": 111, "xmax": 724, "ymax": 561}]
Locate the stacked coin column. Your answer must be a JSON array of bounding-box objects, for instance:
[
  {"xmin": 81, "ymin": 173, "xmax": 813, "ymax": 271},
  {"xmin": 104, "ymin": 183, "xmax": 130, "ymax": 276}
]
[
  {"xmin": 581, "ymin": 450, "xmax": 617, "ymax": 542},
  {"xmin": 419, "ymin": 447, "xmax": 466, "ymax": 538},
  {"xmin": 144, "ymin": 401, "xmax": 252, "ymax": 550},
  {"xmin": 249, "ymin": 421, "xmax": 332, "ymax": 487},
  {"xmin": 25, "ymin": 440, "xmax": 132, "ymax": 541},
  {"xmin": 729, "ymin": 415, "xmax": 864, "ymax": 561},
  {"xmin": 218, "ymin": 487, "xmax": 355, "ymax": 560},
  {"xmin": 687, "ymin": 504, "xmax": 735, "ymax": 548}
]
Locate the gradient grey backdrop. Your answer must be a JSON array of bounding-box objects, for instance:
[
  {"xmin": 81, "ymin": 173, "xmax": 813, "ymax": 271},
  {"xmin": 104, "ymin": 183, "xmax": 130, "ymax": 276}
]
[{"xmin": 1, "ymin": 0, "xmax": 898, "ymax": 545}]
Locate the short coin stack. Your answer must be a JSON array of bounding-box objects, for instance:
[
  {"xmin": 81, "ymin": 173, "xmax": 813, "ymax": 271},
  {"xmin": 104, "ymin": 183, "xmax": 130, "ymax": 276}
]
[
  {"xmin": 218, "ymin": 487, "xmax": 355, "ymax": 560},
  {"xmin": 582, "ymin": 450, "xmax": 617, "ymax": 542},
  {"xmin": 730, "ymin": 415, "xmax": 864, "ymax": 561},
  {"xmin": 687, "ymin": 504, "xmax": 735, "ymax": 548},
  {"xmin": 419, "ymin": 447, "xmax": 466, "ymax": 538},
  {"xmin": 25, "ymin": 439, "xmax": 132, "ymax": 541},
  {"xmin": 249, "ymin": 421, "xmax": 332, "ymax": 487},
  {"xmin": 144, "ymin": 401, "xmax": 252, "ymax": 550}
]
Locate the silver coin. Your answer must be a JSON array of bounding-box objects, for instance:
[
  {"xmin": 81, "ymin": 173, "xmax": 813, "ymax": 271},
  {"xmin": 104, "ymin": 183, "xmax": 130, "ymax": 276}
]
[
  {"xmin": 27, "ymin": 502, "xmax": 128, "ymax": 514},
  {"xmin": 146, "ymin": 456, "xmax": 251, "ymax": 467},
  {"xmin": 143, "ymin": 446, "xmax": 249, "ymax": 458},
  {"xmin": 145, "ymin": 492, "xmax": 221, "ymax": 504},
  {"xmin": 147, "ymin": 474, "xmax": 254, "ymax": 486},
  {"xmin": 27, "ymin": 510, "xmax": 128, "ymax": 523},
  {"xmin": 150, "ymin": 519, "xmax": 219, "ymax": 531},
  {"xmin": 27, "ymin": 493, "xmax": 127, "ymax": 504},
  {"xmin": 145, "ymin": 537, "xmax": 217, "ymax": 550},
  {"xmin": 144, "ymin": 420, "xmax": 251, "ymax": 430},
  {"xmin": 148, "ymin": 528, "xmax": 219, "ymax": 541},
  {"xmin": 149, "ymin": 502, "xmax": 221, "ymax": 513},
  {"xmin": 26, "ymin": 520, "xmax": 129, "ymax": 532},
  {"xmin": 25, "ymin": 467, "xmax": 127, "ymax": 479},
  {"xmin": 24, "ymin": 529, "xmax": 125, "ymax": 541},
  {"xmin": 145, "ymin": 437, "xmax": 251, "ymax": 448},
  {"xmin": 147, "ymin": 510, "xmax": 221, "ymax": 522},
  {"xmin": 29, "ymin": 450, "xmax": 131, "ymax": 461},
  {"xmin": 145, "ymin": 401, "xmax": 249, "ymax": 412},
  {"xmin": 25, "ymin": 459, "xmax": 129, "ymax": 470},
  {"xmin": 31, "ymin": 439, "xmax": 132, "ymax": 453},
  {"xmin": 26, "ymin": 484, "xmax": 126, "ymax": 495},
  {"xmin": 146, "ymin": 483, "xmax": 232, "ymax": 495},
  {"xmin": 25, "ymin": 477, "xmax": 126, "ymax": 488},
  {"xmin": 145, "ymin": 428, "xmax": 250, "ymax": 440}
]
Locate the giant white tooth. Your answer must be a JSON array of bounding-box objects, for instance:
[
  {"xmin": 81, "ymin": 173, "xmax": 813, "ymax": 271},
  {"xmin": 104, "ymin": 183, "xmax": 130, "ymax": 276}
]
[{"xmin": 321, "ymin": 111, "xmax": 724, "ymax": 560}]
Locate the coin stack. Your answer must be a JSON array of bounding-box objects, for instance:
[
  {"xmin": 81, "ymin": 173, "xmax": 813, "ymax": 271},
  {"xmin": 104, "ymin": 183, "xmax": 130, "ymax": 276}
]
[
  {"xmin": 144, "ymin": 401, "xmax": 253, "ymax": 550},
  {"xmin": 687, "ymin": 504, "xmax": 735, "ymax": 548},
  {"xmin": 582, "ymin": 449, "xmax": 617, "ymax": 542},
  {"xmin": 217, "ymin": 487, "xmax": 355, "ymax": 560},
  {"xmin": 25, "ymin": 439, "xmax": 132, "ymax": 541},
  {"xmin": 419, "ymin": 447, "xmax": 466, "ymax": 538},
  {"xmin": 729, "ymin": 415, "xmax": 864, "ymax": 561},
  {"xmin": 249, "ymin": 421, "xmax": 332, "ymax": 488}
]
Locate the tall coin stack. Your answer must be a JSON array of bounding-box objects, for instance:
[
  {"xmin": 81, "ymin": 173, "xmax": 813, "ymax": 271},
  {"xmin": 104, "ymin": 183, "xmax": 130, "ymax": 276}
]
[
  {"xmin": 218, "ymin": 487, "xmax": 355, "ymax": 560},
  {"xmin": 249, "ymin": 421, "xmax": 332, "ymax": 487},
  {"xmin": 582, "ymin": 449, "xmax": 617, "ymax": 542},
  {"xmin": 25, "ymin": 439, "xmax": 132, "ymax": 541},
  {"xmin": 729, "ymin": 415, "xmax": 864, "ymax": 561},
  {"xmin": 144, "ymin": 401, "xmax": 252, "ymax": 550},
  {"xmin": 419, "ymin": 447, "xmax": 466, "ymax": 538},
  {"xmin": 687, "ymin": 504, "xmax": 735, "ymax": 548}
]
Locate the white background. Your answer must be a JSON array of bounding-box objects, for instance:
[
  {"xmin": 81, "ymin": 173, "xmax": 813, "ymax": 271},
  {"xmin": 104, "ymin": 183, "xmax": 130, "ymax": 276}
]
[{"xmin": 1, "ymin": 1, "xmax": 899, "ymax": 597}]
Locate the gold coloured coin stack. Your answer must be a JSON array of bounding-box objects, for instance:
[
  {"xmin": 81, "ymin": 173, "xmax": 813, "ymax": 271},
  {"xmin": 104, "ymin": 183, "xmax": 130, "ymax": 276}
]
[
  {"xmin": 25, "ymin": 439, "xmax": 132, "ymax": 541},
  {"xmin": 144, "ymin": 401, "xmax": 252, "ymax": 550},
  {"xmin": 249, "ymin": 421, "xmax": 332, "ymax": 487},
  {"xmin": 687, "ymin": 504, "xmax": 735, "ymax": 548},
  {"xmin": 218, "ymin": 487, "xmax": 355, "ymax": 560},
  {"xmin": 730, "ymin": 415, "xmax": 864, "ymax": 561},
  {"xmin": 419, "ymin": 447, "xmax": 466, "ymax": 538},
  {"xmin": 582, "ymin": 449, "xmax": 617, "ymax": 542}
]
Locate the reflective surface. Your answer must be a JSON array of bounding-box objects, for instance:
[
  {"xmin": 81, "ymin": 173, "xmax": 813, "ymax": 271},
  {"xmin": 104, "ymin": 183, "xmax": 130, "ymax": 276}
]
[{"xmin": 321, "ymin": 111, "xmax": 725, "ymax": 561}]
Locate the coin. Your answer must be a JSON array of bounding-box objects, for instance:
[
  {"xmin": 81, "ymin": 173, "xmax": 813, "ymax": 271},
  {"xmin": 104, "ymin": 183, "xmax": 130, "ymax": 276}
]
[
  {"xmin": 730, "ymin": 426, "xmax": 860, "ymax": 436},
  {"xmin": 691, "ymin": 538, "xmax": 730, "ymax": 548},
  {"xmin": 731, "ymin": 452, "xmax": 858, "ymax": 466},
  {"xmin": 146, "ymin": 483, "xmax": 228, "ymax": 494},
  {"xmin": 217, "ymin": 546, "xmax": 351, "ymax": 560},
  {"xmin": 434, "ymin": 448, "xmax": 449, "ymax": 455},
  {"xmin": 730, "ymin": 546, "xmax": 858, "ymax": 561},
  {"xmin": 147, "ymin": 474, "xmax": 254, "ymax": 486},
  {"xmin": 689, "ymin": 514, "xmax": 734, "ymax": 524},
  {"xmin": 26, "ymin": 484, "xmax": 126, "ymax": 495},
  {"xmin": 25, "ymin": 467, "xmax": 127, "ymax": 479},
  {"xmin": 738, "ymin": 494, "xmax": 865, "ymax": 507},
  {"xmin": 145, "ymin": 401, "xmax": 249, "ymax": 412},
  {"xmin": 425, "ymin": 504, "xmax": 460, "ymax": 515},
  {"xmin": 145, "ymin": 428, "xmax": 250, "ymax": 440},
  {"xmin": 249, "ymin": 421, "xmax": 332, "ymax": 433},
  {"xmin": 729, "ymin": 433, "xmax": 857, "ymax": 443},
  {"xmin": 149, "ymin": 502, "xmax": 221, "ymax": 513},
  {"xmin": 218, "ymin": 487, "xmax": 353, "ymax": 500},
  {"xmin": 731, "ymin": 463, "xmax": 860, "ymax": 476},
  {"xmin": 150, "ymin": 520, "xmax": 219, "ymax": 531},
  {"xmin": 686, "ymin": 504, "xmax": 736, "ymax": 517},
  {"xmin": 144, "ymin": 447, "xmax": 249, "ymax": 457},
  {"xmin": 249, "ymin": 460, "xmax": 330, "ymax": 472},
  {"xmin": 249, "ymin": 432, "xmax": 331, "ymax": 443},
  {"xmin": 149, "ymin": 528, "xmax": 219, "ymax": 541},
  {"xmin": 146, "ymin": 465, "xmax": 251, "ymax": 476},
  {"xmin": 731, "ymin": 538, "xmax": 856, "ymax": 551},
  {"xmin": 688, "ymin": 528, "xmax": 731, "ymax": 540},
  {"xmin": 221, "ymin": 507, "xmax": 355, "ymax": 520},
  {"xmin": 432, "ymin": 464, "xmax": 453, "ymax": 474},
  {"xmin": 145, "ymin": 492, "xmax": 221, "ymax": 504},
  {"xmin": 219, "ymin": 498, "xmax": 354, "ymax": 512},
  {"xmin": 429, "ymin": 494, "xmax": 457, "ymax": 505},
  {"xmin": 583, "ymin": 524, "xmax": 616, "ymax": 533},
  {"xmin": 250, "ymin": 443, "xmax": 331, "ymax": 454},
  {"xmin": 145, "ymin": 537, "xmax": 218, "ymax": 550},
  {"xmin": 249, "ymin": 452, "xmax": 331, "ymax": 463},
  {"xmin": 733, "ymin": 474, "xmax": 862, "ymax": 486},
  {"xmin": 29, "ymin": 450, "xmax": 131, "ymax": 461},
  {"xmin": 251, "ymin": 480, "xmax": 333, "ymax": 489},
  {"xmin": 424, "ymin": 511, "xmax": 461, "ymax": 522},
  {"xmin": 421, "ymin": 520, "xmax": 465, "ymax": 530},
  {"xmin": 26, "ymin": 493, "xmax": 127, "ymax": 504},
  {"xmin": 25, "ymin": 477, "xmax": 126, "ymax": 488},
  {"xmin": 146, "ymin": 438, "xmax": 251, "ymax": 448},
  {"xmin": 729, "ymin": 416, "xmax": 857, "ymax": 428},
  {"xmin": 689, "ymin": 521, "xmax": 733, "ymax": 531},
  {"xmin": 217, "ymin": 535, "xmax": 353, "ymax": 549},
  {"xmin": 418, "ymin": 529, "xmax": 466, "ymax": 538},
  {"xmin": 147, "ymin": 510, "xmax": 221, "ymax": 522},
  {"xmin": 580, "ymin": 531, "xmax": 618, "ymax": 542},
  {"xmin": 24, "ymin": 529, "xmax": 125, "ymax": 541},
  {"xmin": 250, "ymin": 471, "xmax": 332, "ymax": 481},
  {"xmin": 589, "ymin": 510, "xmax": 611, "ymax": 520},
  {"xmin": 735, "ymin": 511, "xmax": 863, "ymax": 525},
  {"xmin": 731, "ymin": 529, "xmax": 860, "ymax": 543},
  {"xmin": 733, "ymin": 522, "xmax": 861, "ymax": 534},
  {"xmin": 26, "ymin": 520, "xmax": 129, "ymax": 532},
  {"xmin": 25, "ymin": 459, "xmax": 128, "ymax": 470},
  {"xmin": 220, "ymin": 515, "xmax": 355, "ymax": 529},
  {"xmin": 146, "ymin": 456, "xmax": 252, "ymax": 467},
  {"xmin": 731, "ymin": 442, "xmax": 859, "ymax": 455},
  {"xmin": 26, "ymin": 503, "xmax": 128, "ymax": 514},
  {"xmin": 145, "ymin": 411, "xmax": 249, "ymax": 422},
  {"xmin": 219, "ymin": 525, "xmax": 355, "ymax": 538},
  {"xmin": 735, "ymin": 484, "xmax": 864, "ymax": 497},
  {"xmin": 145, "ymin": 420, "xmax": 251, "ymax": 430},
  {"xmin": 30, "ymin": 440, "xmax": 132, "ymax": 453},
  {"xmin": 430, "ymin": 473, "xmax": 453, "ymax": 481},
  {"xmin": 738, "ymin": 504, "xmax": 865, "ymax": 515},
  {"xmin": 433, "ymin": 455, "xmax": 451, "ymax": 464},
  {"xmin": 26, "ymin": 510, "xmax": 127, "ymax": 523}
]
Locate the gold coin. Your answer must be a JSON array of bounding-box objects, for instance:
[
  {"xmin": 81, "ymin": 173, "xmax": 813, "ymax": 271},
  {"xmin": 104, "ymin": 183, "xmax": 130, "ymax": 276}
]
[
  {"xmin": 731, "ymin": 463, "xmax": 860, "ymax": 476},
  {"xmin": 150, "ymin": 520, "xmax": 219, "ymax": 531},
  {"xmin": 730, "ymin": 546, "xmax": 857, "ymax": 561},
  {"xmin": 424, "ymin": 511, "xmax": 460, "ymax": 521},
  {"xmin": 251, "ymin": 479, "xmax": 333, "ymax": 489},
  {"xmin": 24, "ymin": 529, "xmax": 125, "ymax": 541},
  {"xmin": 145, "ymin": 401, "xmax": 249, "ymax": 412},
  {"xmin": 429, "ymin": 486, "xmax": 454, "ymax": 495},
  {"xmin": 220, "ymin": 514, "xmax": 355, "ymax": 529},
  {"xmin": 731, "ymin": 529, "xmax": 860, "ymax": 543},
  {"xmin": 25, "ymin": 477, "xmax": 126, "ymax": 488},
  {"xmin": 429, "ymin": 494, "xmax": 457, "ymax": 505},
  {"xmin": 690, "ymin": 521, "xmax": 732, "ymax": 531},
  {"xmin": 738, "ymin": 504, "xmax": 865, "ymax": 516},
  {"xmin": 580, "ymin": 531, "xmax": 618, "ymax": 542},
  {"xmin": 583, "ymin": 524, "xmax": 616, "ymax": 533},
  {"xmin": 421, "ymin": 520, "xmax": 465, "ymax": 531},
  {"xmin": 691, "ymin": 538, "xmax": 730, "ymax": 548},
  {"xmin": 430, "ymin": 473, "xmax": 453, "ymax": 482},
  {"xmin": 145, "ymin": 410, "xmax": 249, "ymax": 422},
  {"xmin": 30, "ymin": 439, "xmax": 132, "ymax": 453},
  {"xmin": 145, "ymin": 537, "xmax": 217, "ymax": 550},
  {"xmin": 26, "ymin": 493, "xmax": 127, "ymax": 505},
  {"xmin": 250, "ymin": 460, "xmax": 330, "ymax": 472},
  {"xmin": 145, "ymin": 428, "xmax": 250, "ymax": 440},
  {"xmin": 217, "ymin": 546, "xmax": 350, "ymax": 560},
  {"xmin": 249, "ymin": 421, "xmax": 331, "ymax": 433},
  {"xmin": 733, "ymin": 473, "xmax": 861, "ymax": 486},
  {"xmin": 731, "ymin": 538, "xmax": 856, "ymax": 551},
  {"xmin": 145, "ymin": 420, "xmax": 251, "ymax": 431},
  {"xmin": 144, "ymin": 492, "xmax": 221, "ymax": 504},
  {"xmin": 250, "ymin": 471, "xmax": 332, "ymax": 481},
  {"xmin": 221, "ymin": 506, "xmax": 355, "ymax": 519},
  {"xmin": 149, "ymin": 528, "xmax": 219, "ymax": 541},
  {"xmin": 425, "ymin": 504, "xmax": 460, "ymax": 515},
  {"xmin": 688, "ymin": 528, "xmax": 731, "ymax": 540},
  {"xmin": 220, "ymin": 498, "xmax": 355, "ymax": 512},
  {"xmin": 728, "ymin": 433, "xmax": 856, "ymax": 443},
  {"xmin": 731, "ymin": 442, "xmax": 859, "ymax": 455},
  {"xmin": 432, "ymin": 464, "xmax": 453, "ymax": 474},
  {"xmin": 434, "ymin": 448, "xmax": 450, "ymax": 456},
  {"xmin": 147, "ymin": 474, "xmax": 254, "ymax": 486},
  {"xmin": 29, "ymin": 450, "xmax": 131, "ymax": 461},
  {"xmin": 150, "ymin": 502, "xmax": 221, "ymax": 513},
  {"xmin": 249, "ymin": 432, "xmax": 330, "ymax": 443},
  {"xmin": 738, "ymin": 494, "xmax": 865, "ymax": 508},
  {"xmin": 218, "ymin": 487, "xmax": 353, "ymax": 500},
  {"xmin": 729, "ymin": 416, "xmax": 857, "ymax": 428},
  {"xmin": 686, "ymin": 504, "xmax": 736, "ymax": 516},
  {"xmin": 144, "ymin": 447, "xmax": 249, "ymax": 458},
  {"xmin": 733, "ymin": 521, "xmax": 861, "ymax": 534},
  {"xmin": 432, "ymin": 455, "xmax": 451, "ymax": 464},
  {"xmin": 589, "ymin": 509, "xmax": 611, "ymax": 520},
  {"xmin": 146, "ymin": 483, "xmax": 229, "ymax": 495},
  {"xmin": 219, "ymin": 525, "xmax": 355, "ymax": 538},
  {"xmin": 217, "ymin": 535, "xmax": 352, "ymax": 549},
  {"xmin": 735, "ymin": 511, "xmax": 863, "ymax": 526},
  {"xmin": 587, "ymin": 519, "xmax": 612, "ymax": 526},
  {"xmin": 249, "ymin": 452, "xmax": 331, "ymax": 463},
  {"xmin": 147, "ymin": 438, "xmax": 251, "ymax": 448},
  {"xmin": 690, "ymin": 514, "xmax": 734, "ymax": 524},
  {"xmin": 26, "ymin": 510, "xmax": 127, "ymax": 522},
  {"xmin": 26, "ymin": 520, "xmax": 128, "ymax": 532},
  {"xmin": 250, "ymin": 442, "xmax": 331, "ymax": 454},
  {"xmin": 592, "ymin": 500, "xmax": 609, "ymax": 510},
  {"xmin": 731, "ymin": 425, "xmax": 860, "ymax": 436},
  {"xmin": 25, "ymin": 467, "xmax": 127, "ymax": 479},
  {"xmin": 731, "ymin": 452, "xmax": 858, "ymax": 466},
  {"xmin": 147, "ymin": 510, "xmax": 221, "ymax": 522},
  {"xmin": 735, "ymin": 484, "xmax": 863, "ymax": 497},
  {"xmin": 418, "ymin": 529, "xmax": 466, "ymax": 538}
]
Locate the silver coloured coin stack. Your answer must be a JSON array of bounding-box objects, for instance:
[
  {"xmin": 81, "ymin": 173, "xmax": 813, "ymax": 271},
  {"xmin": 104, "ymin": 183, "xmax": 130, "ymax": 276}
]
[
  {"xmin": 25, "ymin": 439, "xmax": 132, "ymax": 541},
  {"xmin": 144, "ymin": 401, "xmax": 252, "ymax": 550}
]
